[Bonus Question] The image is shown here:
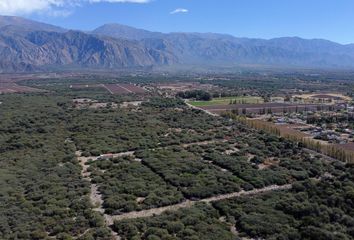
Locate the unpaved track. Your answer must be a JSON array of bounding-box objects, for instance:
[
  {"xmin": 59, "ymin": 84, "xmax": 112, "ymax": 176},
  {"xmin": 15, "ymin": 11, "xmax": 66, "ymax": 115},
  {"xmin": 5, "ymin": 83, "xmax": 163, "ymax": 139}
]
[
  {"xmin": 117, "ymin": 84, "xmax": 133, "ymax": 93},
  {"xmin": 90, "ymin": 184, "xmax": 104, "ymax": 213},
  {"xmin": 76, "ymin": 151, "xmax": 121, "ymax": 240},
  {"xmin": 77, "ymin": 148, "xmax": 291, "ymax": 227},
  {"xmin": 101, "ymin": 84, "xmax": 114, "ymax": 94},
  {"xmin": 78, "ymin": 151, "xmax": 135, "ymax": 164},
  {"xmin": 107, "ymin": 184, "xmax": 292, "ymax": 224}
]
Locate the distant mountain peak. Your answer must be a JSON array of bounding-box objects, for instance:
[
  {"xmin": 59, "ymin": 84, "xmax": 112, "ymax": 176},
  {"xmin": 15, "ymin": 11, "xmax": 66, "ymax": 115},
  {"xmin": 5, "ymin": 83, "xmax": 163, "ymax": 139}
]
[
  {"xmin": 0, "ymin": 15, "xmax": 66, "ymax": 33},
  {"xmin": 92, "ymin": 23, "xmax": 163, "ymax": 40}
]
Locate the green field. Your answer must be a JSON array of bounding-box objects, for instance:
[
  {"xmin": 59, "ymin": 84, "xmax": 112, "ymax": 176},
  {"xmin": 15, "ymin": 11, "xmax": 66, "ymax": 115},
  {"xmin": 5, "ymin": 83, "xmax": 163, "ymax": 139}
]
[{"xmin": 189, "ymin": 96, "xmax": 264, "ymax": 107}]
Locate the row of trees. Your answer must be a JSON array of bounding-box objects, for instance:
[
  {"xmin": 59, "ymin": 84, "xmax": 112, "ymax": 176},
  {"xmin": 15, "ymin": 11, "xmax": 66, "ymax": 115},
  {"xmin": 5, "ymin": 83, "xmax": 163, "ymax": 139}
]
[{"xmin": 225, "ymin": 113, "xmax": 354, "ymax": 164}]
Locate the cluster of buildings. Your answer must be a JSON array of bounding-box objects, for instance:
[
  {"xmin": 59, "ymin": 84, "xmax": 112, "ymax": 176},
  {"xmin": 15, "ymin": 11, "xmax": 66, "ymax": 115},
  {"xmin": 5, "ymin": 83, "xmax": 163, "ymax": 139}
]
[{"xmin": 271, "ymin": 110, "xmax": 354, "ymax": 145}]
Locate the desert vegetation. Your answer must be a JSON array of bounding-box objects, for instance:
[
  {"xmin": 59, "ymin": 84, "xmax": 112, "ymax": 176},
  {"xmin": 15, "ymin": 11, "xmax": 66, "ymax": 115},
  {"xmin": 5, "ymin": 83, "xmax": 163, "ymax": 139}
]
[{"xmin": 1, "ymin": 74, "xmax": 354, "ymax": 240}]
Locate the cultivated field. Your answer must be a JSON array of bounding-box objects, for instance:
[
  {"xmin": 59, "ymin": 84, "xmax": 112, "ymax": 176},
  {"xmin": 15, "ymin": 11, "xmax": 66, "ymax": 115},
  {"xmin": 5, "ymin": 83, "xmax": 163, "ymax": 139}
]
[
  {"xmin": 0, "ymin": 83, "xmax": 44, "ymax": 94},
  {"xmin": 155, "ymin": 82, "xmax": 216, "ymax": 92},
  {"xmin": 70, "ymin": 83, "xmax": 146, "ymax": 94}
]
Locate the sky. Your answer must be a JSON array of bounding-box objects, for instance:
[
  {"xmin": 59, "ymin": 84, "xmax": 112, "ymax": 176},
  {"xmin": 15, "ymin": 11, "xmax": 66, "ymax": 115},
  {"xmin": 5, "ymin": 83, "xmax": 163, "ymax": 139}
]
[{"xmin": 0, "ymin": 0, "xmax": 354, "ymax": 44}]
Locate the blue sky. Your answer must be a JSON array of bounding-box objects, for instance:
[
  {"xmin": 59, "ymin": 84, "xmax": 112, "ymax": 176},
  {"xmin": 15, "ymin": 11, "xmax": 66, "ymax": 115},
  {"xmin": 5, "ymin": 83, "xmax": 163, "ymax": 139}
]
[{"xmin": 2, "ymin": 0, "xmax": 354, "ymax": 44}]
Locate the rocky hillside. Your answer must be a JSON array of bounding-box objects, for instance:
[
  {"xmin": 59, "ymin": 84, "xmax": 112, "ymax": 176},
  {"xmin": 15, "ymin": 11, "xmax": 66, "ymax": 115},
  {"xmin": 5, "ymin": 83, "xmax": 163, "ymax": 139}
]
[
  {"xmin": 0, "ymin": 22, "xmax": 176, "ymax": 72},
  {"xmin": 1, "ymin": 15, "xmax": 354, "ymax": 72}
]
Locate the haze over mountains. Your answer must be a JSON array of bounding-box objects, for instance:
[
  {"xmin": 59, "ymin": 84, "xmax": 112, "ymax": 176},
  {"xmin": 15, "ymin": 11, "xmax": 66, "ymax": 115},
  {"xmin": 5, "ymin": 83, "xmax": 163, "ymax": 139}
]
[{"xmin": 0, "ymin": 15, "xmax": 354, "ymax": 72}]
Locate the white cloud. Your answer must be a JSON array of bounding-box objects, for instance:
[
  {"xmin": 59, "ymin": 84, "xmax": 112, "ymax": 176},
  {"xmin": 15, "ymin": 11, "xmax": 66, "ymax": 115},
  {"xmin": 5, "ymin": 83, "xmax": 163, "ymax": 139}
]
[
  {"xmin": 0, "ymin": 0, "xmax": 150, "ymax": 16},
  {"xmin": 170, "ymin": 8, "xmax": 188, "ymax": 15}
]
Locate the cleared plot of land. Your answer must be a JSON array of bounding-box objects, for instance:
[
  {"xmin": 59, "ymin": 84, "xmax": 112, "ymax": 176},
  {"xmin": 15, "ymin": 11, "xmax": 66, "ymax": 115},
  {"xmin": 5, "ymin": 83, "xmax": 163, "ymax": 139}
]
[
  {"xmin": 119, "ymin": 84, "xmax": 146, "ymax": 93},
  {"xmin": 189, "ymin": 96, "xmax": 263, "ymax": 107},
  {"xmin": 0, "ymin": 83, "xmax": 44, "ymax": 94},
  {"xmin": 72, "ymin": 98, "xmax": 119, "ymax": 109},
  {"xmin": 70, "ymin": 83, "xmax": 146, "ymax": 94}
]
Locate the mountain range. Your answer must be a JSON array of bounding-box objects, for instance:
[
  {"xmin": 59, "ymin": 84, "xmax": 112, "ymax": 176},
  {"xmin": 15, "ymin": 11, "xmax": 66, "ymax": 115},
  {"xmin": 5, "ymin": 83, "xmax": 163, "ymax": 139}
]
[{"xmin": 0, "ymin": 15, "xmax": 354, "ymax": 72}]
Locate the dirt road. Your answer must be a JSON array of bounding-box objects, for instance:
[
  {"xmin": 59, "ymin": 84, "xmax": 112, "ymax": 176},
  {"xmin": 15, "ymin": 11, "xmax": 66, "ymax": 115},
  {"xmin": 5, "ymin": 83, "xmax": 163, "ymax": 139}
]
[{"xmin": 107, "ymin": 184, "xmax": 292, "ymax": 224}]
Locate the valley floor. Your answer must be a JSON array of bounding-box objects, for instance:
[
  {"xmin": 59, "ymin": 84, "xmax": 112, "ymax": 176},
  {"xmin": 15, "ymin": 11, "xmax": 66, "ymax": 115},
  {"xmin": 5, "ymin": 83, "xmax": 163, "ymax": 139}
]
[{"xmin": 0, "ymin": 91, "xmax": 353, "ymax": 240}]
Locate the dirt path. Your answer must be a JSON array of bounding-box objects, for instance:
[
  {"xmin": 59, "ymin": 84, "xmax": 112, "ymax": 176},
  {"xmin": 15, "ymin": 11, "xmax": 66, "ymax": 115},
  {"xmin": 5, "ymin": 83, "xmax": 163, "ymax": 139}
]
[
  {"xmin": 80, "ymin": 143, "xmax": 226, "ymax": 163},
  {"xmin": 108, "ymin": 184, "xmax": 292, "ymax": 224},
  {"xmin": 78, "ymin": 151, "xmax": 135, "ymax": 163},
  {"xmin": 117, "ymin": 84, "xmax": 133, "ymax": 93},
  {"xmin": 90, "ymin": 184, "xmax": 104, "ymax": 213},
  {"xmin": 76, "ymin": 149, "xmax": 291, "ymax": 227},
  {"xmin": 101, "ymin": 84, "xmax": 114, "ymax": 94},
  {"xmin": 76, "ymin": 151, "xmax": 121, "ymax": 240}
]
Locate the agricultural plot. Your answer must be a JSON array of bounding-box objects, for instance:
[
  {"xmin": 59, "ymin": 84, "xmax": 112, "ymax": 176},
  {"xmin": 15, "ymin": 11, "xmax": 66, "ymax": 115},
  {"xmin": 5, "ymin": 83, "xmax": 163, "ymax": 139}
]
[
  {"xmin": 155, "ymin": 82, "xmax": 220, "ymax": 95},
  {"xmin": 0, "ymin": 83, "xmax": 44, "ymax": 94},
  {"xmin": 70, "ymin": 83, "xmax": 146, "ymax": 95},
  {"xmin": 119, "ymin": 83, "xmax": 146, "ymax": 93}
]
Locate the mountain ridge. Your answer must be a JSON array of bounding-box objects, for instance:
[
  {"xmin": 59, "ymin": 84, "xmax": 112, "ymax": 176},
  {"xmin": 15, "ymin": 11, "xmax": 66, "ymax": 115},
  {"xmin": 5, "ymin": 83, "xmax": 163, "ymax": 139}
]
[{"xmin": 1, "ymin": 15, "xmax": 354, "ymax": 72}]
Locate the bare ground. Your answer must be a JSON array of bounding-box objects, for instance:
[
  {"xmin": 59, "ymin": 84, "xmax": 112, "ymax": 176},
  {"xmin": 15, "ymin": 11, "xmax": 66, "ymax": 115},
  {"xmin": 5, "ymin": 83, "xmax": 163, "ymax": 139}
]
[{"xmin": 76, "ymin": 151, "xmax": 121, "ymax": 240}]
